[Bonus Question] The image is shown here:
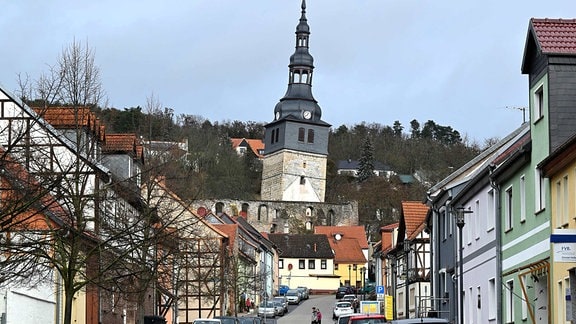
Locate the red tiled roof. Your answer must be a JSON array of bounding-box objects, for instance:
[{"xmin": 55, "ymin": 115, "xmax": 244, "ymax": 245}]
[
  {"xmin": 314, "ymin": 226, "xmax": 368, "ymax": 263},
  {"xmin": 314, "ymin": 225, "xmax": 369, "ymax": 249},
  {"xmin": 531, "ymin": 18, "xmax": 576, "ymax": 54},
  {"xmin": 230, "ymin": 138, "xmax": 265, "ymax": 158},
  {"xmin": 401, "ymin": 201, "xmax": 429, "ymax": 241},
  {"xmin": 330, "ymin": 237, "xmax": 367, "ymax": 263},
  {"xmin": 32, "ymin": 106, "xmax": 105, "ymax": 141},
  {"xmin": 103, "ymin": 133, "xmax": 144, "ymax": 160}
]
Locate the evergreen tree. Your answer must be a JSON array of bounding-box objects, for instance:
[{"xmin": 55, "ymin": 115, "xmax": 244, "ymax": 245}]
[{"xmin": 357, "ymin": 136, "xmax": 375, "ymax": 183}]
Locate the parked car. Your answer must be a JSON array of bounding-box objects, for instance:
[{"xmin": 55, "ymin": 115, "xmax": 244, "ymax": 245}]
[
  {"xmin": 278, "ymin": 285, "xmax": 290, "ymax": 295},
  {"xmin": 285, "ymin": 289, "xmax": 301, "ymax": 304},
  {"xmin": 237, "ymin": 317, "xmax": 261, "ymax": 324},
  {"xmin": 391, "ymin": 319, "xmax": 449, "ymax": 323},
  {"xmin": 340, "ymin": 294, "xmax": 359, "ymax": 311},
  {"xmin": 193, "ymin": 320, "xmax": 222, "ymax": 324},
  {"xmin": 297, "ymin": 286, "xmax": 309, "ymax": 299},
  {"xmin": 362, "ymin": 282, "xmax": 376, "ymax": 294},
  {"xmin": 336, "ymin": 286, "xmax": 355, "ymax": 299},
  {"xmin": 336, "ymin": 313, "xmax": 363, "ymax": 324},
  {"xmin": 213, "ymin": 316, "xmax": 239, "ymax": 324},
  {"xmin": 273, "ymin": 296, "xmax": 288, "ymax": 314},
  {"xmin": 273, "ymin": 301, "xmax": 285, "ymax": 316},
  {"xmin": 348, "ymin": 314, "xmax": 388, "ymax": 324},
  {"xmin": 332, "ymin": 301, "xmax": 354, "ymax": 320},
  {"xmin": 257, "ymin": 301, "xmax": 276, "ymax": 318}
]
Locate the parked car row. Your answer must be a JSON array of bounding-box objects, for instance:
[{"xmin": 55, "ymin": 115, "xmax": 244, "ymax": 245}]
[
  {"xmin": 193, "ymin": 316, "xmax": 262, "ymax": 324},
  {"xmin": 282, "ymin": 286, "xmax": 309, "ymax": 305}
]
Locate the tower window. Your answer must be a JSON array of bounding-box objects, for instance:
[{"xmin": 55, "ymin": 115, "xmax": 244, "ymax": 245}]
[
  {"xmin": 275, "ymin": 127, "xmax": 280, "ymax": 143},
  {"xmin": 307, "ymin": 129, "xmax": 314, "ymax": 143},
  {"xmin": 300, "ymin": 176, "xmax": 306, "ymax": 185},
  {"xmin": 298, "ymin": 127, "xmax": 305, "ymax": 142},
  {"xmin": 270, "ymin": 129, "xmax": 275, "ymax": 144}
]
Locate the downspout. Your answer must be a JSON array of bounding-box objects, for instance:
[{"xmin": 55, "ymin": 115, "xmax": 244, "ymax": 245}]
[
  {"xmin": 425, "ymin": 193, "xmax": 438, "ymax": 318},
  {"xmin": 445, "ymin": 198, "xmax": 457, "ymax": 324},
  {"xmin": 489, "ymin": 165, "xmax": 502, "ymax": 324}
]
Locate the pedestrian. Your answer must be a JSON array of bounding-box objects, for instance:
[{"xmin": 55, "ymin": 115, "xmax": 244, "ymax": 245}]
[
  {"xmin": 316, "ymin": 307, "xmax": 322, "ymax": 324},
  {"xmin": 245, "ymin": 297, "xmax": 252, "ymax": 312},
  {"xmin": 311, "ymin": 307, "xmax": 318, "ymax": 324}
]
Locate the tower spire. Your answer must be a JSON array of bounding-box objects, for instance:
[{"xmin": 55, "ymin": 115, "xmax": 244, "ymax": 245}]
[{"xmin": 273, "ymin": 0, "xmax": 323, "ymax": 123}]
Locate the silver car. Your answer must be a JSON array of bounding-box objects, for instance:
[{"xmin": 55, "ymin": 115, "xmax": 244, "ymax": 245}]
[
  {"xmin": 273, "ymin": 296, "xmax": 288, "ymax": 314},
  {"xmin": 285, "ymin": 289, "xmax": 301, "ymax": 304},
  {"xmin": 257, "ymin": 301, "xmax": 276, "ymax": 318}
]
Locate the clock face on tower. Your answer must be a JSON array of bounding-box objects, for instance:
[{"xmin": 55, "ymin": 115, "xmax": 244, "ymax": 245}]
[
  {"xmin": 303, "ymin": 110, "xmax": 312, "ymax": 119},
  {"xmin": 275, "ymin": 112, "xmax": 280, "ymax": 120}
]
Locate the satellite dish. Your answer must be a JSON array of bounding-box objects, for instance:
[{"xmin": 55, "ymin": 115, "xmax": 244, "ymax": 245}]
[{"xmin": 335, "ymin": 233, "xmax": 342, "ymax": 241}]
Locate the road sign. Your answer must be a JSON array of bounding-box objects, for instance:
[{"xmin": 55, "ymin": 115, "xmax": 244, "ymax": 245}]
[{"xmin": 376, "ymin": 285, "xmax": 385, "ymax": 294}]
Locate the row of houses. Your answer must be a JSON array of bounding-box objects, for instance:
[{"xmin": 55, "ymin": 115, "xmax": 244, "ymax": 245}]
[
  {"xmin": 0, "ymin": 84, "xmax": 373, "ymax": 324},
  {"xmin": 373, "ymin": 18, "xmax": 576, "ymax": 324}
]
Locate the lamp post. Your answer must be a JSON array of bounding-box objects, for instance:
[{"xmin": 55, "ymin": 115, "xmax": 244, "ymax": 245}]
[
  {"xmin": 348, "ymin": 264, "xmax": 352, "ymax": 286},
  {"xmin": 455, "ymin": 206, "xmax": 472, "ymax": 324},
  {"xmin": 354, "ymin": 264, "xmax": 358, "ymax": 291},
  {"xmin": 360, "ymin": 267, "xmax": 365, "ymax": 300},
  {"xmin": 404, "ymin": 239, "xmax": 411, "ymax": 319}
]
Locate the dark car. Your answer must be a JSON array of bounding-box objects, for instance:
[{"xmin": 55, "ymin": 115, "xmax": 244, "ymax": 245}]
[
  {"xmin": 297, "ymin": 286, "xmax": 309, "ymax": 299},
  {"xmin": 237, "ymin": 317, "xmax": 261, "ymax": 324},
  {"xmin": 336, "ymin": 286, "xmax": 354, "ymax": 299},
  {"xmin": 214, "ymin": 316, "xmax": 239, "ymax": 324}
]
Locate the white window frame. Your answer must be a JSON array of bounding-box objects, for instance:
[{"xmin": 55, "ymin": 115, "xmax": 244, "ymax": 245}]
[
  {"xmin": 520, "ymin": 175, "xmax": 526, "ymax": 223},
  {"xmin": 534, "ymin": 84, "xmax": 544, "ymax": 122},
  {"xmin": 505, "ymin": 186, "xmax": 513, "ymax": 231},
  {"xmin": 506, "ymin": 279, "xmax": 514, "ymax": 323},
  {"xmin": 535, "ymin": 168, "xmax": 546, "ymax": 213},
  {"xmin": 488, "ymin": 278, "xmax": 496, "ymax": 320},
  {"xmin": 487, "ymin": 189, "xmax": 495, "ymax": 232}
]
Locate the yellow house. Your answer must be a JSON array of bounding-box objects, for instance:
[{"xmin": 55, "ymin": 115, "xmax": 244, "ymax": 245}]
[{"xmin": 541, "ymin": 135, "xmax": 576, "ymax": 323}]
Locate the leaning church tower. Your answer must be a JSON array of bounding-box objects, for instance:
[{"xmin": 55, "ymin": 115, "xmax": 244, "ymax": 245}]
[{"xmin": 260, "ymin": 0, "xmax": 330, "ymax": 202}]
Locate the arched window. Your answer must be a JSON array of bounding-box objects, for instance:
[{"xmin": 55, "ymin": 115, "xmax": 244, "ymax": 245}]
[
  {"xmin": 307, "ymin": 129, "xmax": 314, "ymax": 143},
  {"xmin": 298, "ymin": 128, "xmax": 305, "ymax": 142},
  {"xmin": 328, "ymin": 210, "xmax": 335, "ymax": 226},
  {"xmin": 241, "ymin": 203, "xmax": 249, "ymax": 218},
  {"xmin": 306, "ymin": 207, "xmax": 313, "ymax": 217},
  {"xmin": 300, "ymin": 176, "xmax": 306, "ymax": 185},
  {"xmin": 258, "ymin": 204, "xmax": 268, "ymax": 222},
  {"xmin": 215, "ymin": 202, "xmax": 224, "ymax": 215}
]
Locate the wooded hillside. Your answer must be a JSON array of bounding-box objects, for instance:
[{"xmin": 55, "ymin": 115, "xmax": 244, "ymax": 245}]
[{"xmin": 96, "ymin": 106, "xmax": 482, "ymax": 229}]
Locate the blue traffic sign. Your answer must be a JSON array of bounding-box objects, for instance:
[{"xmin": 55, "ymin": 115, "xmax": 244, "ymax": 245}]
[{"xmin": 376, "ymin": 285, "xmax": 385, "ymax": 294}]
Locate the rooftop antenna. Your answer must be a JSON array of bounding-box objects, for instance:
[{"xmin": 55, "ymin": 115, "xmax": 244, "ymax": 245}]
[{"xmin": 505, "ymin": 106, "xmax": 527, "ymax": 123}]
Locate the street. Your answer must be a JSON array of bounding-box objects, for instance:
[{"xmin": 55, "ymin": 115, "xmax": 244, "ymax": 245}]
[{"xmin": 276, "ymin": 294, "xmax": 339, "ymax": 324}]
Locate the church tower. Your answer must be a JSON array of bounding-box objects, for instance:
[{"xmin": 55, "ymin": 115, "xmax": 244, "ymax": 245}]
[{"xmin": 260, "ymin": 0, "xmax": 330, "ymax": 202}]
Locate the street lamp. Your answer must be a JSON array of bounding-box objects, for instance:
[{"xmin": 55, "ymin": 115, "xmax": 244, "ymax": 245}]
[
  {"xmin": 360, "ymin": 267, "xmax": 366, "ymax": 299},
  {"xmin": 455, "ymin": 206, "xmax": 472, "ymax": 324},
  {"xmin": 404, "ymin": 239, "xmax": 411, "ymax": 319},
  {"xmin": 348, "ymin": 264, "xmax": 352, "ymax": 286},
  {"xmin": 354, "ymin": 264, "xmax": 358, "ymax": 290}
]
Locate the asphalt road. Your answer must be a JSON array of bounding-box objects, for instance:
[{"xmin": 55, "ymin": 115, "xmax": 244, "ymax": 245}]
[{"xmin": 276, "ymin": 294, "xmax": 338, "ymax": 324}]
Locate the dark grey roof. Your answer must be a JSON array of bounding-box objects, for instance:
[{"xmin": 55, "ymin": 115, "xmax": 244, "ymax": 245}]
[{"xmin": 267, "ymin": 234, "xmax": 334, "ymax": 259}]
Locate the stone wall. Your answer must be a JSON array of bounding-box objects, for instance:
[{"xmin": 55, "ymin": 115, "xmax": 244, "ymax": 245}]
[{"xmin": 191, "ymin": 199, "xmax": 358, "ymax": 233}]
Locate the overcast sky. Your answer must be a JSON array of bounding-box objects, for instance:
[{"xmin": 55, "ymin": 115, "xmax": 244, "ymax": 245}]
[{"xmin": 2, "ymin": 1, "xmax": 576, "ymax": 143}]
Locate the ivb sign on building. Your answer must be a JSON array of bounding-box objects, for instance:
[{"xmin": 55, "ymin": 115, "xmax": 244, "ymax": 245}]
[{"xmin": 551, "ymin": 229, "xmax": 576, "ymax": 262}]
